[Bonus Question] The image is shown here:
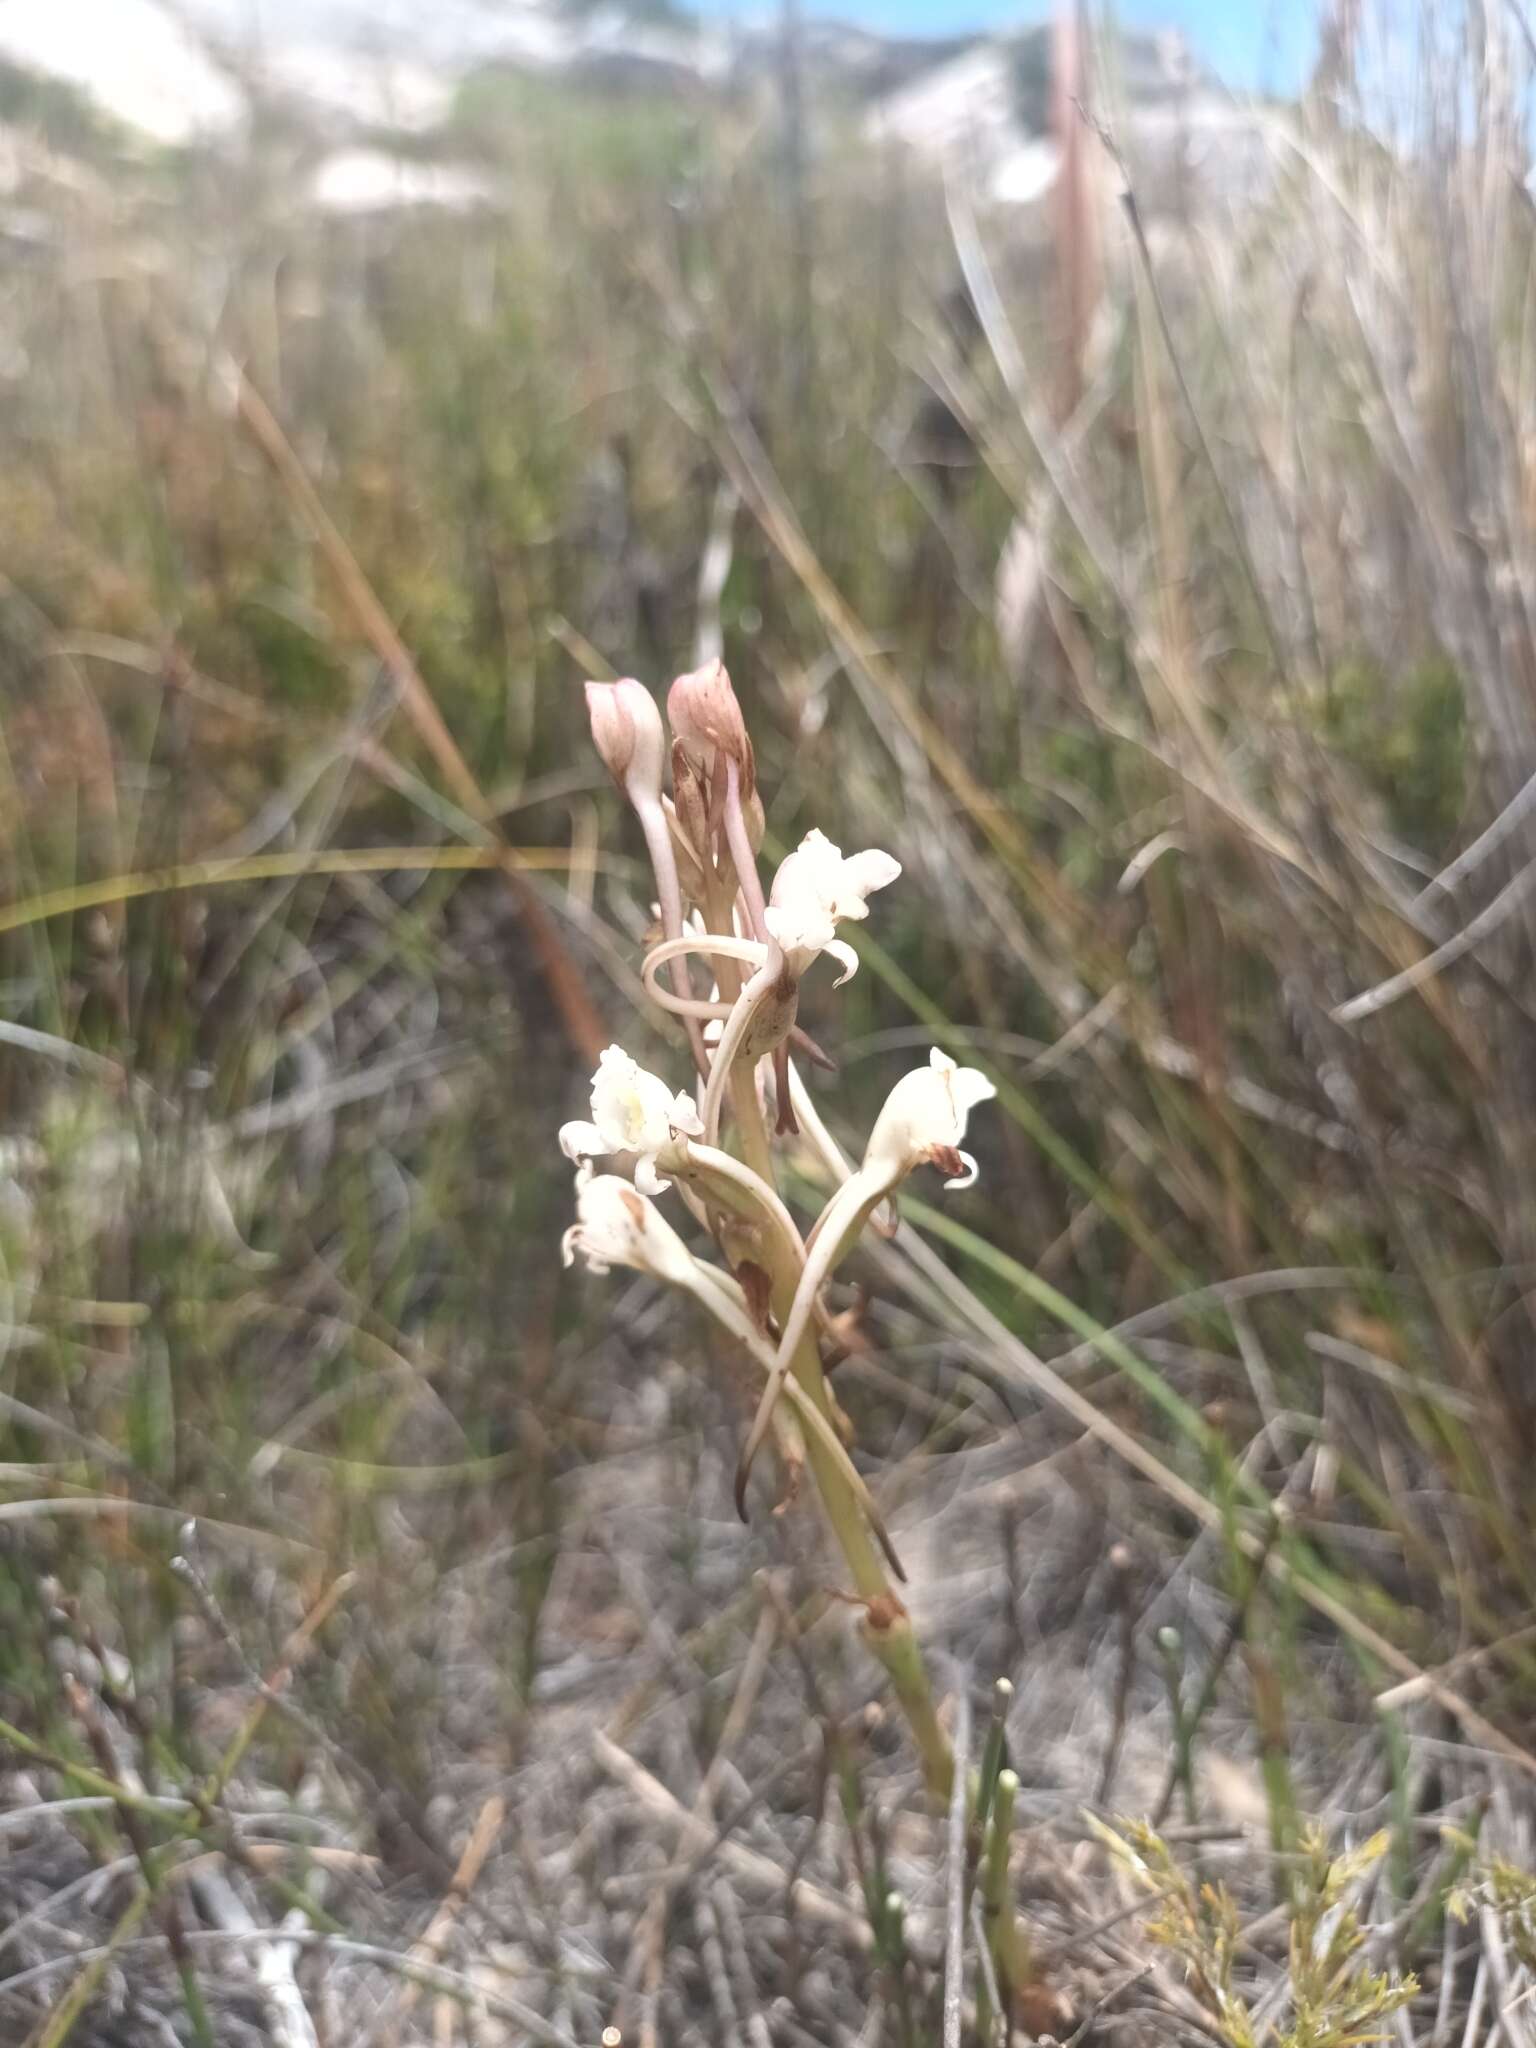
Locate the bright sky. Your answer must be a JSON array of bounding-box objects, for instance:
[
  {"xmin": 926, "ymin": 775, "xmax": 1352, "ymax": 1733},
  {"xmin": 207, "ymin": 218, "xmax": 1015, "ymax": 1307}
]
[
  {"xmin": 867, "ymin": 3, "xmax": 1319, "ymax": 92},
  {"xmin": 0, "ymin": 0, "xmax": 1322, "ymax": 133}
]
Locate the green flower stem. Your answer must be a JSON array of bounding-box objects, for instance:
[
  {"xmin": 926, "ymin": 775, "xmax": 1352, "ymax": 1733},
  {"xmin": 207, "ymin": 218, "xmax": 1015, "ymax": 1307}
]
[
  {"xmin": 729, "ymin": 1059, "xmax": 778, "ymax": 1191},
  {"xmin": 980, "ymin": 1770, "xmax": 1029, "ymax": 2022},
  {"xmin": 713, "ymin": 1057, "xmax": 954, "ymax": 1802},
  {"xmin": 689, "ymin": 885, "xmax": 955, "ymax": 1804},
  {"xmin": 793, "ymin": 1326, "xmax": 952, "ymax": 1804}
]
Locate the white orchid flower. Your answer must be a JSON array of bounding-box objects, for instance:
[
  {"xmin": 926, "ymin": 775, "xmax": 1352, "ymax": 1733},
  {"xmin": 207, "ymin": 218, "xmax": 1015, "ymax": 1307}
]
[
  {"xmin": 862, "ymin": 1047, "xmax": 997, "ymax": 1192},
  {"xmin": 763, "ymin": 829, "xmax": 902, "ymax": 981},
  {"xmin": 560, "ymin": 1174, "xmax": 704, "ymax": 1285},
  {"xmin": 559, "ymin": 1046, "xmax": 704, "ymax": 1195},
  {"xmin": 559, "ymin": 1045, "xmax": 811, "ymax": 1276},
  {"xmin": 640, "ymin": 827, "xmax": 901, "ymax": 1143},
  {"xmin": 734, "ymin": 1047, "xmax": 995, "ymax": 1505}
]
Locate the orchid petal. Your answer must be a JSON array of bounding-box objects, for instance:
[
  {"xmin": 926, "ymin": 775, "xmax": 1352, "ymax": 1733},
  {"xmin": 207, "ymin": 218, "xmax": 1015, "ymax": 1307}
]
[
  {"xmin": 669, "ymin": 1091, "xmax": 705, "ymax": 1138},
  {"xmin": 954, "ymin": 1070, "xmax": 997, "ymax": 1114},
  {"xmin": 559, "ymin": 1120, "xmax": 609, "ymax": 1165},
  {"xmin": 764, "ymin": 901, "xmax": 835, "ymax": 959},
  {"xmin": 561, "ymin": 1222, "xmax": 602, "ymax": 1272},
  {"xmin": 825, "ymin": 939, "xmax": 859, "ymax": 987},
  {"xmin": 941, "ymin": 1149, "xmax": 980, "ymax": 1190},
  {"xmin": 836, "ymin": 848, "xmax": 903, "ymax": 912}
]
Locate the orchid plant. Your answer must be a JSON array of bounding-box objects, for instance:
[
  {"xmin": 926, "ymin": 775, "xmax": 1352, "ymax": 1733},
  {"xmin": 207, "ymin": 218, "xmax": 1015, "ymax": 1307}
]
[{"xmin": 562, "ymin": 662, "xmax": 996, "ymax": 1804}]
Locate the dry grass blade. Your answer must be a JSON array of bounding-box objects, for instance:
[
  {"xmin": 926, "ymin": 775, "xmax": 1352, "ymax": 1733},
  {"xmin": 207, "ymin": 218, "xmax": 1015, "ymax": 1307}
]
[
  {"xmin": 228, "ymin": 360, "xmax": 607, "ymax": 1063},
  {"xmin": 0, "ymin": 844, "xmax": 587, "ymax": 938},
  {"xmin": 19, "ymin": 1887, "xmax": 154, "ymax": 2048},
  {"xmin": 370, "ymin": 1794, "xmax": 507, "ymax": 2038},
  {"xmin": 1333, "ymin": 861, "xmax": 1536, "ymax": 1022},
  {"xmin": 591, "ymin": 1731, "xmax": 873, "ymax": 1948},
  {"xmin": 943, "ymin": 1681, "xmax": 972, "ymax": 2048}
]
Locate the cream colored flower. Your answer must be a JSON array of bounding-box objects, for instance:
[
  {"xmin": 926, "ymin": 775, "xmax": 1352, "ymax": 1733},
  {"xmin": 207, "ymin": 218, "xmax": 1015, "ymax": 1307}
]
[
  {"xmin": 558, "ymin": 1046, "xmax": 703, "ymax": 1195},
  {"xmin": 560, "ymin": 1174, "xmax": 702, "ymax": 1285},
  {"xmin": 764, "ymin": 829, "xmax": 901, "ymax": 980},
  {"xmin": 862, "ymin": 1047, "xmax": 997, "ymax": 1190}
]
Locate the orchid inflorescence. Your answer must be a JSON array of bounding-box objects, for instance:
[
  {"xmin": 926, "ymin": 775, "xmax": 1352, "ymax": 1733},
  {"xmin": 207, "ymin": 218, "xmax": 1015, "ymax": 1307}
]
[{"xmin": 561, "ymin": 663, "xmax": 993, "ymax": 1787}]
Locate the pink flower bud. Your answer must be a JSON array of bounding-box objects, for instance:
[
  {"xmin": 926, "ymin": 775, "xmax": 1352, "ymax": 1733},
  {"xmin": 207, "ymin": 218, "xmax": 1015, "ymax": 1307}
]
[
  {"xmin": 667, "ymin": 660, "xmax": 754, "ymax": 793},
  {"xmin": 585, "ymin": 679, "xmax": 665, "ymax": 803}
]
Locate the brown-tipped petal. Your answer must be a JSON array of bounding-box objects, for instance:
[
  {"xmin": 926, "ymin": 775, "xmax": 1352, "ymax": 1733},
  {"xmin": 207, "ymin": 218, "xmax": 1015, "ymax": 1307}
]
[{"xmin": 927, "ymin": 1143, "xmax": 967, "ymax": 1182}]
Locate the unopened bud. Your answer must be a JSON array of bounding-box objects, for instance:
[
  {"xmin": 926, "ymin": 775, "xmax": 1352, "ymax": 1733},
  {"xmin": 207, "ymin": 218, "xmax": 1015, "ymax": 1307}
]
[
  {"xmin": 585, "ymin": 679, "xmax": 665, "ymax": 803},
  {"xmin": 667, "ymin": 659, "xmax": 754, "ymax": 792}
]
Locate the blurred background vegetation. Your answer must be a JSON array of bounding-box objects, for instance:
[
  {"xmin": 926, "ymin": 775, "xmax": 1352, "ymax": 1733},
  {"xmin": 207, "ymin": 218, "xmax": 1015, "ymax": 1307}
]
[{"xmin": 2, "ymin": 3, "xmax": 1536, "ymax": 2043}]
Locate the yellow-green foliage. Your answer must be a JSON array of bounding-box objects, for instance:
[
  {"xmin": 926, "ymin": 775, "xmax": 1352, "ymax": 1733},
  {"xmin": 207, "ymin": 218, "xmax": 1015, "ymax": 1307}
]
[
  {"xmin": 1449, "ymin": 1853, "xmax": 1536, "ymax": 1974},
  {"xmin": 1095, "ymin": 1818, "xmax": 1417, "ymax": 2048}
]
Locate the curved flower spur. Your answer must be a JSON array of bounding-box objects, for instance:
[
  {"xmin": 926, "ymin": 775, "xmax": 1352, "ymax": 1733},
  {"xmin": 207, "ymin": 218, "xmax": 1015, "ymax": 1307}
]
[{"xmin": 562, "ymin": 657, "xmax": 996, "ymax": 1803}]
